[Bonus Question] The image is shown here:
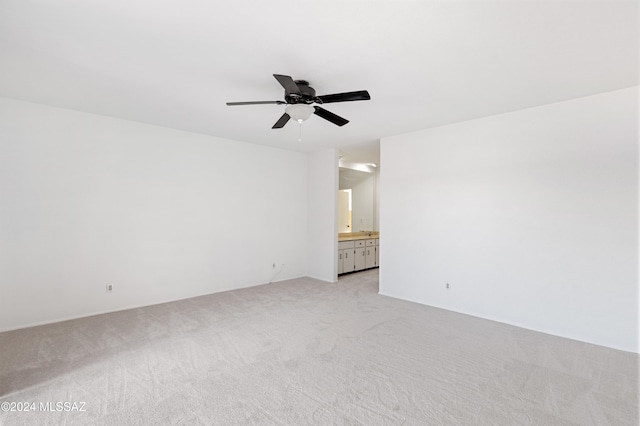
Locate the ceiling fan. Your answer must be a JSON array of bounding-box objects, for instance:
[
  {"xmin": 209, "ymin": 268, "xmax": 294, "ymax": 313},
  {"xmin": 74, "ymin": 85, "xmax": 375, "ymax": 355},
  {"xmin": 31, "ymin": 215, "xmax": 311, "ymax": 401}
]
[{"xmin": 226, "ymin": 74, "xmax": 371, "ymax": 129}]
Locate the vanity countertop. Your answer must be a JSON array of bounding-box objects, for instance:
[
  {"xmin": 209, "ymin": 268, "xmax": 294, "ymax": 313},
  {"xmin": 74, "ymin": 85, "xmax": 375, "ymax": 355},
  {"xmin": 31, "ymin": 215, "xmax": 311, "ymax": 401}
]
[{"xmin": 338, "ymin": 232, "xmax": 379, "ymax": 242}]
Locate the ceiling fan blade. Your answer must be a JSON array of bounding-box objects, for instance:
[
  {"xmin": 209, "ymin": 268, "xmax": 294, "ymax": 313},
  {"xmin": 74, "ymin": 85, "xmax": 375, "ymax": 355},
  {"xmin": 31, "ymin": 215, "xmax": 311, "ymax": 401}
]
[
  {"xmin": 313, "ymin": 106, "xmax": 349, "ymax": 126},
  {"xmin": 226, "ymin": 100, "xmax": 285, "ymax": 106},
  {"xmin": 272, "ymin": 113, "xmax": 291, "ymax": 129},
  {"xmin": 317, "ymin": 90, "xmax": 370, "ymax": 104},
  {"xmin": 273, "ymin": 74, "xmax": 301, "ymax": 94}
]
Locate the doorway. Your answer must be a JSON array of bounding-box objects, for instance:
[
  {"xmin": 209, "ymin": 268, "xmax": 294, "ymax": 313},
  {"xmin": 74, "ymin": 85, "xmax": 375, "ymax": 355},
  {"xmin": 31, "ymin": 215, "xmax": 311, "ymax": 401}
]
[{"xmin": 338, "ymin": 189, "xmax": 352, "ymax": 233}]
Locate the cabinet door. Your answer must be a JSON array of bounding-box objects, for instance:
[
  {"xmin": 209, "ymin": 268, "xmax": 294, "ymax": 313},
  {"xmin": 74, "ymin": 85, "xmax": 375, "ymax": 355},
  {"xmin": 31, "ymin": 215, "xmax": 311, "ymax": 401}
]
[
  {"xmin": 343, "ymin": 249, "xmax": 355, "ymax": 273},
  {"xmin": 375, "ymin": 246, "xmax": 379, "ymax": 267},
  {"xmin": 338, "ymin": 250, "xmax": 343, "ymax": 274},
  {"xmin": 365, "ymin": 246, "xmax": 376, "ymax": 268},
  {"xmin": 354, "ymin": 247, "xmax": 366, "ymax": 271}
]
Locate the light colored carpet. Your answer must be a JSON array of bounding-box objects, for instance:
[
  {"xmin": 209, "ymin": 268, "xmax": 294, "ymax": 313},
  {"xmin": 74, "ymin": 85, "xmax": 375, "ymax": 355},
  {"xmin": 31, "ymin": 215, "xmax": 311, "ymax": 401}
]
[{"xmin": 0, "ymin": 269, "xmax": 637, "ymax": 425}]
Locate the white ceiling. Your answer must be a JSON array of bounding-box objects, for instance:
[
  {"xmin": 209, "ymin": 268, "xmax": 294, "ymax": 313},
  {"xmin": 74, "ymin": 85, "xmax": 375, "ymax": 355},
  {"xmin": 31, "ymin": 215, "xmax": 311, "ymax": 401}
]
[{"xmin": 0, "ymin": 0, "xmax": 637, "ymax": 164}]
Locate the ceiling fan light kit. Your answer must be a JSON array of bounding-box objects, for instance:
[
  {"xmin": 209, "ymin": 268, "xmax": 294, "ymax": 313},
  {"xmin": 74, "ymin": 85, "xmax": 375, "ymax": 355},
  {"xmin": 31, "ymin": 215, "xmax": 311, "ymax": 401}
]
[
  {"xmin": 285, "ymin": 104, "xmax": 314, "ymax": 122},
  {"xmin": 226, "ymin": 74, "xmax": 371, "ymax": 135}
]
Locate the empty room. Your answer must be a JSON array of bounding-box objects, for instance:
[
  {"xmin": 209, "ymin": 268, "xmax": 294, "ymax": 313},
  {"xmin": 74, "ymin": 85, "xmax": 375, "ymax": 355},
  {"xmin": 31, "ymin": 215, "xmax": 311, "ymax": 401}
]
[{"xmin": 0, "ymin": 0, "xmax": 638, "ymax": 425}]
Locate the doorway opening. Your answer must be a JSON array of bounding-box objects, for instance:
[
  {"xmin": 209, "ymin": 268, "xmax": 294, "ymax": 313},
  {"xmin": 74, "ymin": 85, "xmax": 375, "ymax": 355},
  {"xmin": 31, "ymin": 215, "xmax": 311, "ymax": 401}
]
[{"xmin": 338, "ymin": 189, "xmax": 352, "ymax": 233}]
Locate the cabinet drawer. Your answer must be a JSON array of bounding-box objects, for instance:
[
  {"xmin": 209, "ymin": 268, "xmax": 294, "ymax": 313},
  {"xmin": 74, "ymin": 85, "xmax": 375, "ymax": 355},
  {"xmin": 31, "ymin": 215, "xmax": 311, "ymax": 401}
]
[
  {"xmin": 354, "ymin": 239, "xmax": 366, "ymax": 248},
  {"xmin": 338, "ymin": 241, "xmax": 355, "ymax": 250},
  {"xmin": 366, "ymin": 239, "xmax": 376, "ymax": 247}
]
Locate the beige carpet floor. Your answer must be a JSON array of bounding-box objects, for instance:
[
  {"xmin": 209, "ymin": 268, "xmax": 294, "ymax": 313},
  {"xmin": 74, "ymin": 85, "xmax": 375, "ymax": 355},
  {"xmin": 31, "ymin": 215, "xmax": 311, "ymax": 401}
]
[{"xmin": 0, "ymin": 269, "xmax": 638, "ymax": 425}]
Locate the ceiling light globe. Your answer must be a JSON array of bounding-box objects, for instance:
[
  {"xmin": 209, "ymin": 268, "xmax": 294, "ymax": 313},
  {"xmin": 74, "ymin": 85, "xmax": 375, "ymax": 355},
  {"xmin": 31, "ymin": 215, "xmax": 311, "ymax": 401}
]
[{"xmin": 286, "ymin": 104, "xmax": 314, "ymax": 122}]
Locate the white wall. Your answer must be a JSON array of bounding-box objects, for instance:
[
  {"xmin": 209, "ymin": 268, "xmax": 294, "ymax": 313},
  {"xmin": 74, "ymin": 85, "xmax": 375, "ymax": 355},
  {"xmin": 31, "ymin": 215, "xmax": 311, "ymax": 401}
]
[
  {"xmin": 352, "ymin": 174, "xmax": 374, "ymax": 232},
  {"xmin": 0, "ymin": 97, "xmax": 309, "ymax": 331},
  {"xmin": 373, "ymin": 166, "xmax": 380, "ymax": 232},
  {"xmin": 380, "ymin": 87, "xmax": 639, "ymax": 353},
  {"xmin": 307, "ymin": 149, "xmax": 338, "ymax": 282}
]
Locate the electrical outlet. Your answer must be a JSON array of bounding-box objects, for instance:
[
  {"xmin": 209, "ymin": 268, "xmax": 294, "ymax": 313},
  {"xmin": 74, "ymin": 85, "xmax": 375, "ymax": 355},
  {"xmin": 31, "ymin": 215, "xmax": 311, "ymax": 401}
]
[
  {"xmin": 106, "ymin": 284, "xmax": 113, "ymax": 293},
  {"xmin": 446, "ymin": 283, "xmax": 450, "ymax": 289},
  {"xmin": 272, "ymin": 262, "xmax": 276, "ymax": 269}
]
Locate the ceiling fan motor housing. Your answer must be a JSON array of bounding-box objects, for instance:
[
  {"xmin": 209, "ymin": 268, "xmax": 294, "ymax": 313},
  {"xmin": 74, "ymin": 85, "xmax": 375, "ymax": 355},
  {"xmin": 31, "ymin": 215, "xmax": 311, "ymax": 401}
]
[{"xmin": 285, "ymin": 80, "xmax": 318, "ymax": 104}]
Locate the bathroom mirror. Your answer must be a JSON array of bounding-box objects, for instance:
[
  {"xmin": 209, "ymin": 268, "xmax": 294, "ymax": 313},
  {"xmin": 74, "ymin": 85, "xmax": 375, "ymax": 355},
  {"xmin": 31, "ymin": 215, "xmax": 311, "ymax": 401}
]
[{"xmin": 339, "ymin": 167, "xmax": 377, "ymax": 233}]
